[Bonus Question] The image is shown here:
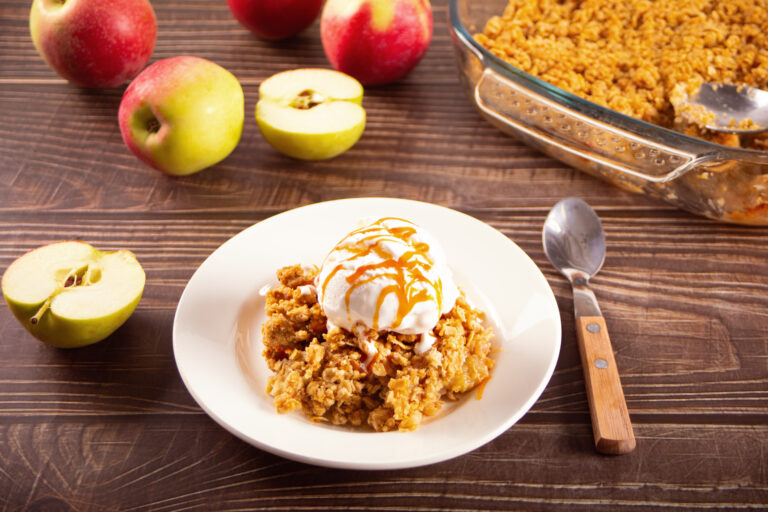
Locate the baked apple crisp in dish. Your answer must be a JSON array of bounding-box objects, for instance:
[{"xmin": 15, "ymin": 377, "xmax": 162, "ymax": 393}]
[
  {"xmin": 261, "ymin": 218, "xmax": 495, "ymax": 432},
  {"xmin": 451, "ymin": 0, "xmax": 768, "ymax": 224}
]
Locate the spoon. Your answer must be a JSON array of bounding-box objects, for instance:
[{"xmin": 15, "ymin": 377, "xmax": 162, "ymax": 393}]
[
  {"xmin": 682, "ymin": 83, "xmax": 768, "ymax": 134},
  {"xmin": 542, "ymin": 197, "xmax": 636, "ymax": 455}
]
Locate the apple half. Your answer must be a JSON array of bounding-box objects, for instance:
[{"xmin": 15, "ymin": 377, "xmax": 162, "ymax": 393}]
[
  {"xmin": 2, "ymin": 242, "xmax": 145, "ymax": 348},
  {"xmin": 256, "ymin": 68, "xmax": 366, "ymax": 160}
]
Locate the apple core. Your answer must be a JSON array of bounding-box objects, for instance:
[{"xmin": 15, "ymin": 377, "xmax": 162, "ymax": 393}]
[
  {"xmin": 291, "ymin": 90, "xmax": 326, "ymax": 110},
  {"xmin": 30, "ymin": 262, "xmax": 101, "ymax": 325}
]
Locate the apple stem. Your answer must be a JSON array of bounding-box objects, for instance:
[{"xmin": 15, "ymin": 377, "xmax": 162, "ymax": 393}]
[
  {"xmin": 30, "ymin": 297, "xmax": 51, "ymax": 325},
  {"xmin": 29, "ymin": 264, "xmax": 90, "ymax": 325}
]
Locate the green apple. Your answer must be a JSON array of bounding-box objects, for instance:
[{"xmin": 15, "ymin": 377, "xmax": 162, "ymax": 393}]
[
  {"xmin": 2, "ymin": 242, "xmax": 145, "ymax": 348},
  {"xmin": 118, "ymin": 56, "xmax": 245, "ymax": 176},
  {"xmin": 256, "ymin": 68, "xmax": 366, "ymax": 160}
]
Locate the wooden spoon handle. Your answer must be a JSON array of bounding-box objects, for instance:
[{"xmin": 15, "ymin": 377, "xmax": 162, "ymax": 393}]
[{"xmin": 575, "ymin": 316, "xmax": 636, "ymax": 454}]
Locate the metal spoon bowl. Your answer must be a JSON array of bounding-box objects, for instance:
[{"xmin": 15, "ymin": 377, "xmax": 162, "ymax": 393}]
[
  {"xmin": 543, "ymin": 198, "xmax": 605, "ymax": 283},
  {"xmin": 682, "ymin": 83, "xmax": 768, "ymax": 134},
  {"xmin": 543, "ymin": 198, "xmax": 635, "ymax": 455}
]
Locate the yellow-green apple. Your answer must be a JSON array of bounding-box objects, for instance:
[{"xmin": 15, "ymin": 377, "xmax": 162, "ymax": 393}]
[
  {"xmin": 227, "ymin": 0, "xmax": 324, "ymax": 40},
  {"xmin": 2, "ymin": 242, "xmax": 145, "ymax": 348},
  {"xmin": 320, "ymin": 0, "xmax": 433, "ymax": 86},
  {"xmin": 118, "ymin": 56, "xmax": 245, "ymax": 176},
  {"xmin": 29, "ymin": 0, "xmax": 156, "ymax": 88},
  {"xmin": 256, "ymin": 68, "xmax": 366, "ymax": 160}
]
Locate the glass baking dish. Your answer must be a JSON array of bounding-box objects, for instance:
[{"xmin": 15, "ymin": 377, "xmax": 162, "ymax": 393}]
[{"xmin": 449, "ymin": 0, "xmax": 768, "ymax": 225}]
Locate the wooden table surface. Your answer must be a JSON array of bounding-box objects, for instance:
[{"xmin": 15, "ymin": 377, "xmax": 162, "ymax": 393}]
[{"xmin": 2, "ymin": 0, "xmax": 767, "ymax": 510}]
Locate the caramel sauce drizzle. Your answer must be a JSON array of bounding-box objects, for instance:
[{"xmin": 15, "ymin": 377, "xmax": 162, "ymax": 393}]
[{"xmin": 320, "ymin": 218, "xmax": 444, "ymax": 331}]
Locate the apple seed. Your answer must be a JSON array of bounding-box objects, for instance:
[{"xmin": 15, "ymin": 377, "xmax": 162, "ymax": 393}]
[{"xmin": 291, "ymin": 90, "xmax": 325, "ymax": 110}]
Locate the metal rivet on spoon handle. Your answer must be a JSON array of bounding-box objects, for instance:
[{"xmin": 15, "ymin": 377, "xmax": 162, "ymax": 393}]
[{"xmin": 543, "ymin": 198, "xmax": 636, "ymax": 455}]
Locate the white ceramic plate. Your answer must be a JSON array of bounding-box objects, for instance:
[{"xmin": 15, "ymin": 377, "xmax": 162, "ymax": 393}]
[{"xmin": 173, "ymin": 198, "xmax": 561, "ymax": 470}]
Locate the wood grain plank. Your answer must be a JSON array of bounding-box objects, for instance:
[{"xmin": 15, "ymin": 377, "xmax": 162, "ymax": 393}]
[
  {"xmin": 0, "ymin": 83, "xmax": 645, "ymax": 215},
  {"xmin": 0, "ymin": 422, "xmax": 766, "ymax": 511}
]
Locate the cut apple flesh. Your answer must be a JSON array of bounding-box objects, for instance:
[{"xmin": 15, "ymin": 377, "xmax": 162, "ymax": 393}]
[
  {"xmin": 3, "ymin": 241, "xmax": 96, "ymax": 307},
  {"xmin": 48, "ymin": 252, "xmax": 144, "ymax": 321},
  {"xmin": 2, "ymin": 241, "xmax": 145, "ymax": 347},
  {"xmin": 256, "ymin": 68, "xmax": 366, "ymax": 160},
  {"xmin": 259, "ymin": 68, "xmax": 363, "ymax": 104},
  {"xmin": 257, "ymin": 100, "xmax": 365, "ymax": 135}
]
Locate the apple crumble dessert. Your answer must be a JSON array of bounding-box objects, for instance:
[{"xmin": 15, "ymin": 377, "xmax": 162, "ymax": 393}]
[{"xmin": 260, "ymin": 218, "xmax": 495, "ymax": 432}]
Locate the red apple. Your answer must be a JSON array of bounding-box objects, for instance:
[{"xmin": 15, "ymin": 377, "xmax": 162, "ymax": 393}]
[
  {"xmin": 29, "ymin": 0, "xmax": 157, "ymax": 88},
  {"xmin": 320, "ymin": 0, "xmax": 433, "ymax": 86},
  {"xmin": 227, "ymin": 0, "xmax": 324, "ymax": 40}
]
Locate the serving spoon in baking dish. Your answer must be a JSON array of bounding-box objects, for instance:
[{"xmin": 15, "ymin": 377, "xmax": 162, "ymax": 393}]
[
  {"xmin": 543, "ymin": 197, "xmax": 636, "ymax": 455},
  {"xmin": 681, "ymin": 83, "xmax": 768, "ymax": 134}
]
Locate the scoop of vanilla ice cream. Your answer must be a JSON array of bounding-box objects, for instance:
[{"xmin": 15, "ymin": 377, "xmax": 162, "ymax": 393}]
[{"xmin": 315, "ymin": 218, "xmax": 459, "ymax": 336}]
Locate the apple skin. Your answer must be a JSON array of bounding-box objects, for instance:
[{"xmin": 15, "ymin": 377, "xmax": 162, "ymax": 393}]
[
  {"xmin": 29, "ymin": 0, "xmax": 157, "ymax": 88},
  {"xmin": 320, "ymin": 0, "xmax": 433, "ymax": 86},
  {"xmin": 118, "ymin": 56, "xmax": 245, "ymax": 176},
  {"xmin": 227, "ymin": 0, "xmax": 324, "ymax": 40},
  {"xmin": 1, "ymin": 242, "xmax": 145, "ymax": 349}
]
